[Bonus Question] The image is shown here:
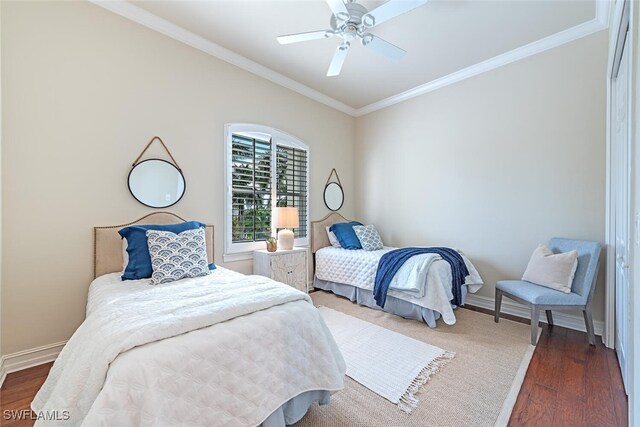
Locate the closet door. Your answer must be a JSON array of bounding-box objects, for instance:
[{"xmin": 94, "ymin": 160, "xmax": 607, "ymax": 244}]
[{"xmin": 612, "ymin": 22, "xmax": 630, "ymax": 394}]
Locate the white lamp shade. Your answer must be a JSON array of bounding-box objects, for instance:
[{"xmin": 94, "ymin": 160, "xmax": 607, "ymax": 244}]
[{"xmin": 274, "ymin": 207, "xmax": 299, "ymax": 229}]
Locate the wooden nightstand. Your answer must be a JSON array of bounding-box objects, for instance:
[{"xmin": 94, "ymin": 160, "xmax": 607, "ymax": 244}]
[{"xmin": 253, "ymin": 247, "xmax": 308, "ymax": 293}]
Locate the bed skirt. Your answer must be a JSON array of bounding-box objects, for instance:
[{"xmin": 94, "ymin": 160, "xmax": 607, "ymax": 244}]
[
  {"xmin": 260, "ymin": 389, "xmax": 331, "ymax": 426},
  {"xmin": 312, "ymin": 276, "xmax": 468, "ymax": 328}
]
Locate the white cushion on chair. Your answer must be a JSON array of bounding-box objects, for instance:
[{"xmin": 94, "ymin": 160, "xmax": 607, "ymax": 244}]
[{"xmin": 521, "ymin": 244, "xmax": 578, "ymax": 293}]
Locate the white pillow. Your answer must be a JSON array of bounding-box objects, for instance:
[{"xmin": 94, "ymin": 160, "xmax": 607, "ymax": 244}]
[
  {"xmin": 326, "ymin": 226, "xmax": 341, "ymax": 248},
  {"xmin": 122, "ymin": 238, "xmax": 129, "ymax": 272},
  {"xmin": 521, "ymin": 244, "xmax": 578, "ymax": 293}
]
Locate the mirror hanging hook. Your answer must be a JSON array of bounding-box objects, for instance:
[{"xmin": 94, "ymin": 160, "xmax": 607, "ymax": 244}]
[
  {"xmin": 325, "ymin": 168, "xmax": 342, "ymax": 187},
  {"xmin": 132, "ymin": 136, "xmax": 182, "ymax": 171}
]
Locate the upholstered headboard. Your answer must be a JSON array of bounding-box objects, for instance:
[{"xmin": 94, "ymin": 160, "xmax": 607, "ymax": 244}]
[
  {"xmin": 94, "ymin": 212, "xmax": 214, "ymax": 278},
  {"xmin": 310, "ymin": 212, "xmax": 351, "ymax": 253}
]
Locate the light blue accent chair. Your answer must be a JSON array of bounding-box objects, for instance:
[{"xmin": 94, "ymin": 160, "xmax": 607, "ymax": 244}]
[{"xmin": 494, "ymin": 238, "xmax": 602, "ymax": 346}]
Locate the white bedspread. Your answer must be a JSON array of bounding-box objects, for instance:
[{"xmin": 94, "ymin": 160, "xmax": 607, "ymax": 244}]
[
  {"xmin": 32, "ymin": 268, "xmax": 346, "ymax": 426},
  {"xmin": 315, "ymin": 247, "xmax": 483, "ymax": 325}
]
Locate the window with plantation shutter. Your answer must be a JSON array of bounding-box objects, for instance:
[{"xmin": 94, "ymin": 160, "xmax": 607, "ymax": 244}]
[
  {"xmin": 276, "ymin": 145, "xmax": 308, "ymax": 239},
  {"xmin": 231, "ymin": 135, "xmax": 272, "ymax": 243},
  {"xmin": 224, "ymin": 124, "xmax": 309, "ymax": 261}
]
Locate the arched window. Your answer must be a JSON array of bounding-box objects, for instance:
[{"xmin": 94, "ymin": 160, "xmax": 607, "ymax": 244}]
[{"xmin": 224, "ymin": 124, "xmax": 309, "ymax": 261}]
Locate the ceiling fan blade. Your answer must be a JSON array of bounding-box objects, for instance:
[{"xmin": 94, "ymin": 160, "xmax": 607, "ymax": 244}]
[
  {"xmin": 325, "ymin": 0, "xmax": 349, "ymax": 21},
  {"xmin": 362, "ymin": 34, "xmax": 406, "ymax": 61},
  {"xmin": 277, "ymin": 30, "xmax": 332, "ymax": 45},
  {"xmin": 362, "ymin": 0, "xmax": 428, "ymax": 28},
  {"xmin": 327, "ymin": 43, "xmax": 350, "ymax": 77}
]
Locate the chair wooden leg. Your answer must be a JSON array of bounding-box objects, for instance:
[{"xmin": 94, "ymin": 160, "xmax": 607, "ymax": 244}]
[
  {"xmin": 545, "ymin": 310, "xmax": 553, "ymax": 326},
  {"xmin": 494, "ymin": 290, "xmax": 503, "ymax": 323},
  {"xmin": 531, "ymin": 306, "xmax": 540, "ymax": 345},
  {"xmin": 583, "ymin": 307, "xmax": 596, "ymax": 346}
]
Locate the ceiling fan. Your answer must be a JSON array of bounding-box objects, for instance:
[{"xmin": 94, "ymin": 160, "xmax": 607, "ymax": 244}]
[{"xmin": 277, "ymin": 0, "xmax": 428, "ymax": 77}]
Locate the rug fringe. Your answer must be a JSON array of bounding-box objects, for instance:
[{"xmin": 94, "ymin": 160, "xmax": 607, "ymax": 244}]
[{"xmin": 398, "ymin": 351, "xmax": 455, "ymax": 414}]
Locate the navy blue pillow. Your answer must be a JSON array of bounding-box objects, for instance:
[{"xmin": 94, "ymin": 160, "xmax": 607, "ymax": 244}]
[
  {"xmin": 208, "ymin": 263, "xmax": 217, "ymax": 270},
  {"xmin": 119, "ymin": 221, "xmax": 206, "ymax": 280},
  {"xmin": 330, "ymin": 221, "xmax": 364, "ymax": 250}
]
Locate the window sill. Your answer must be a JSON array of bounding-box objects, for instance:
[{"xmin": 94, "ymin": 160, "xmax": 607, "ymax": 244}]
[
  {"xmin": 223, "ymin": 252, "xmax": 255, "ymax": 263},
  {"xmin": 223, "ymin": 244, "xmax": 310, "ymax": 263}
]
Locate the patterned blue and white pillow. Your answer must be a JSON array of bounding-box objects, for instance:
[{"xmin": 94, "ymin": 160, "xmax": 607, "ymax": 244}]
[
  {"xmin": 146, "ymin": 228, "xmax": 210, "ymax": 285},
  {"xmin": 352, "ymin": 225, "xmax": 384, "ymax": 251}
]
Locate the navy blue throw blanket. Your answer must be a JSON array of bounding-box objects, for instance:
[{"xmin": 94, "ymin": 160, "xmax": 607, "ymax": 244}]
[{"xmin": 373, "ymin": 247, "xmax": 469, "ymax": 309}]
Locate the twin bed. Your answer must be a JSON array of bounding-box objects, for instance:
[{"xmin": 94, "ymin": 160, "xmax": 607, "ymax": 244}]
[
  {"xmin": 310, "ymin": 213, "xmax": 484, "ymax": 327},
  {"xmin": 33, "ymin": 212, "xmax": 482, "ymax": 426},
  {"xmin": 33, "ymin": 213, "xmax": 345, "ymax": 427}
]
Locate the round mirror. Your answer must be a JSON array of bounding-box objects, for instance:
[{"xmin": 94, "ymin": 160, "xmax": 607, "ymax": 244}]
[
  {"xmin": 128, "ymin": 159, "xmax": 186, "ymax": 208},
  {"xmin": 323, "ymin": 182, "xmax": 344, "ymax": 211}
]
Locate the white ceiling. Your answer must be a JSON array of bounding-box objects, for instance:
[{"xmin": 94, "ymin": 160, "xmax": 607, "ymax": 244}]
[{"xmin": 128, "ymin": 0, "xmax": 598, "ymax": 110}]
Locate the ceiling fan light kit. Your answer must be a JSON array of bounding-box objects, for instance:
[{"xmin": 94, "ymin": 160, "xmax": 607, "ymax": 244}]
[{"xmin": 277, "ymin": 0, "xmax": 428, "ymax": 77}]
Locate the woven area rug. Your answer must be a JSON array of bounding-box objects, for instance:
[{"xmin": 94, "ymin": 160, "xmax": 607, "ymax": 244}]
[
  {"xmin": 294, "ymin": 291, "xmax": 536, "ymax": 427},
  {"xmin": 318, "ymin": 306, "xmax": 453, "ymax": 412}
]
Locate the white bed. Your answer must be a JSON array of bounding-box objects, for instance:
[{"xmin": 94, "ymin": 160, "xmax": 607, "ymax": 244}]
[
  {"xmin": 32, "ymin": 213, "xmax": 346, "ymax": 427},
  {"xmin": 311, "ymin": 213, "xmax": 483, "ymax": 327}
]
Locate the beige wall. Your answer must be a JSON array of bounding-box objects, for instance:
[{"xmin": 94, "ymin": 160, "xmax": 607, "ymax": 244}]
[
  {"xmin": 1, "ymin": 1, "xmax": 609, "ymax": 356},
  {"xmin": 1, "ymin": 1, "xmax": 355, "ymax": 354},
  {"xmin": 355, "ymin": 31, "xmax": 608, "ymax": 322}
]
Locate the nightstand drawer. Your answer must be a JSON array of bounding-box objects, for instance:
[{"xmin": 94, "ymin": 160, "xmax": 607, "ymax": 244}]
[{"xmin": 270, "ymin": 251, "xmax": 305, "ymax": 269}]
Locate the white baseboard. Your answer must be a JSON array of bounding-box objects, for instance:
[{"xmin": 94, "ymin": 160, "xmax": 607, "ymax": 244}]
[
  {"xmin": 0, "ymin": 359, "xmax": 5, "ymax": 387},
  {"xmin": 0, "ymin": 341, "xmax": 67, "ymax": 387},
  {"xmin": 465, "ymin": 294, "xmax": 604, "ymax": 337}
]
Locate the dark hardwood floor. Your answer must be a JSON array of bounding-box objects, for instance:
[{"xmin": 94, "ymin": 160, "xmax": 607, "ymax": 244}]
[
  {"xmin": 509, "ymin": 324, "xmax": 627, "ymax": 426},
  {"xmin": 463, "ymin": 305, "xmax": 628, "ymax": 426},
  {"xmin": 1, "ymin": 363, "xmax": 52, "ymax": 427},
  {"xmin": 0, "ymin": 315, "xmax": 628, "ymax": 426}
]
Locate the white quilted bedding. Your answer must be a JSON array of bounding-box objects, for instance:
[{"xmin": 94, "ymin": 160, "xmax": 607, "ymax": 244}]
[
  {"xmin": 32, "ymin": 267, "xmax": 346, "ymax": 427},
  {"xmin": 315, "ymin": 247, "xmax": 483, "ymax": 324}
]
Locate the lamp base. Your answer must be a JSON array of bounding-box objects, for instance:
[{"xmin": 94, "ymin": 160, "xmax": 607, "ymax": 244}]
[{"xmin": 277, "ymin": 229, "xmax": 295, "ymax": 250}]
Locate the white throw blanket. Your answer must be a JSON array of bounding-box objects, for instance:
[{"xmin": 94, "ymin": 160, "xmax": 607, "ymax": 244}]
[
  {"xmin": 32, "ymin": 272, "xmax": 345, "ymax": 426},
  {"xmin": 387, "ymin": 253, "xmax": 440, "ymax": 296}
]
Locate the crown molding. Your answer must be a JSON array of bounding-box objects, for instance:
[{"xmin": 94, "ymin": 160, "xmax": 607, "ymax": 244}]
[
  {"xmin": 89, "ymin": 0, "xmax": 357, "ymax": 116},
  {"xmin": 354, "ymin": 2, "xmax": 610, "ymax": 116},
  {"xmin": 90, "ymin": 0, "xmax": 609, "ymax": 119}
]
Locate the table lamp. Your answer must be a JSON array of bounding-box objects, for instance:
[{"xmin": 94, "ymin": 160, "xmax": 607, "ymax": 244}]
[{"xmin": 274, "ymin": 207, "xmax": 299, "ymax": 250}]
